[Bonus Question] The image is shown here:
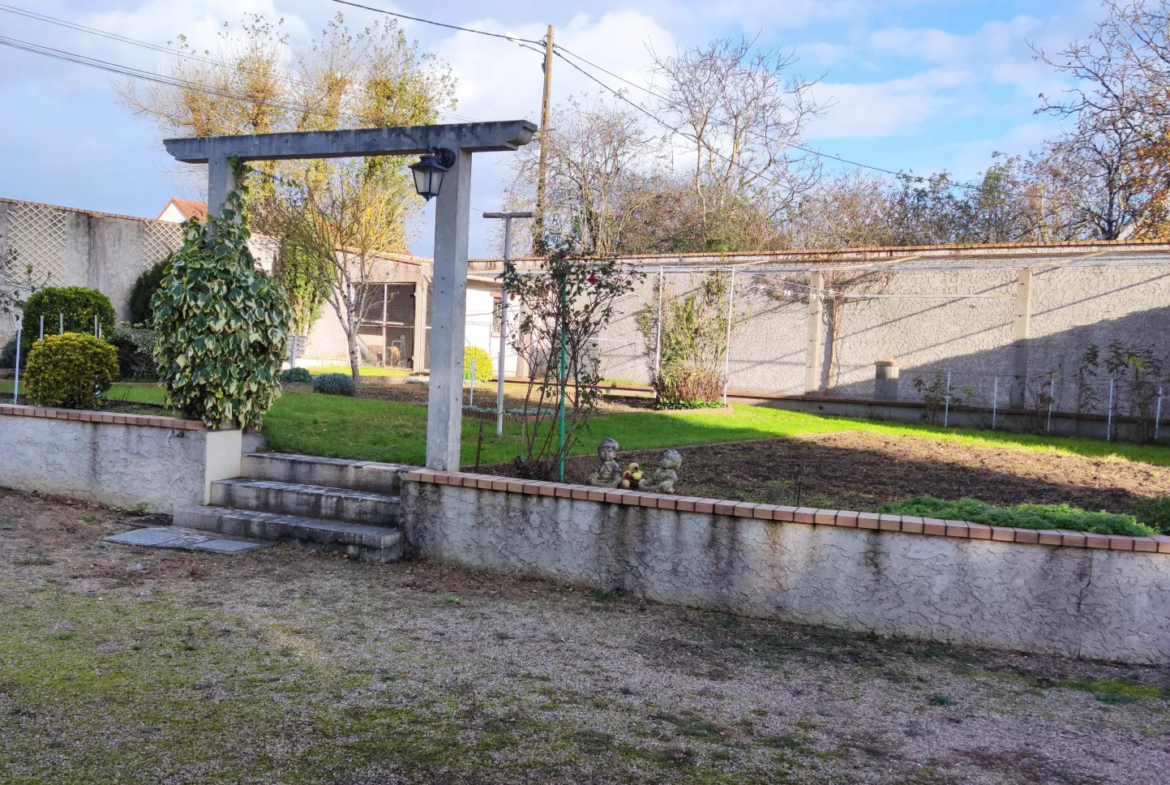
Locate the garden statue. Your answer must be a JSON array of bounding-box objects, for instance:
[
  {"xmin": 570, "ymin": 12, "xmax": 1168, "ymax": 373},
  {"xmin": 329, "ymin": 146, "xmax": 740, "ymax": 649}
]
[
  {"xmin": 588, "ymin": 438, "xmax": 623, "ymax": 487},
  {"xmin": 641, "ymin": 449, "xmax": 682, "ymax": 494}
]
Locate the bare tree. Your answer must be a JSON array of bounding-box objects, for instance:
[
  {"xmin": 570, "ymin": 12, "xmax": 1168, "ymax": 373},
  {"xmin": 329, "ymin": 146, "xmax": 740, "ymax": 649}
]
[{"xmin": 652, "ymin": 37, "xmax": 824, "ymax": 250}]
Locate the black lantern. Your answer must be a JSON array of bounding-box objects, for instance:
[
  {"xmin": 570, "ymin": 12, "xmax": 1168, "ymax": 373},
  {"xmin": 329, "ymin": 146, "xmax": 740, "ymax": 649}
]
[{"xmin": 410, "ymin": 147, "xmax": 456, "ymax": 201}]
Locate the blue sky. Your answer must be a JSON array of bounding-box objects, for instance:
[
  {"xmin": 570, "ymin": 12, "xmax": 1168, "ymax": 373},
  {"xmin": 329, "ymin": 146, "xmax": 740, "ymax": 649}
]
[{"xmin": 0, "ymin": 0, "xmax": 1102, "ymax": 256}]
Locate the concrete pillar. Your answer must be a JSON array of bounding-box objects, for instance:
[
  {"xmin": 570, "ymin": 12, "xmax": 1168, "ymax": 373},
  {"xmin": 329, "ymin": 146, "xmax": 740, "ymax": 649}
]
[
  {"xmin": 804, "ymin": 271, "xmax": 824, "ymax": 395},
  {"xmin": 875, "ymin": 359, "xmax": 900, "ymax": 401},
  {"xmin": 412, "ymin": 278, "xmax": 428, "ymax": 373},
  {"xmin": 425, "ymin": 149, "xmax": 473, "ymax": 471},
  {"xmin": 1010, "ymin": 268, "xmax": 1033, "ymax": 407},
  {"xmin": 206, "ymin": 147, "xmax": 237, "ymax": 221}
]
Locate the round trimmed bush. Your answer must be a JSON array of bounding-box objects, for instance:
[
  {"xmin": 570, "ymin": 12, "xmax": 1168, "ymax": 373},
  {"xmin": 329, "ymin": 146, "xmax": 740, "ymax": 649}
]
[
  {"xmin": 21, "ymin": 287, "xmax": 116, "ymax": 351},
  {"xmin": 313, "ymin": 373, "xmax": 356, "ymax": 396},
  {"xmin": 129, "ymin": 259, "xmax": 170, "ymax": 326},
  {"xmin": 280, "ymin": 367, "xmax": 312, "ymax": 384},
  {"xmin": 463, "ymin": 346, "xmax": 492, "ymax": 383},
  {"xmin": 24, "ymin": 332, "xmax": 119, "ymax": 409}
]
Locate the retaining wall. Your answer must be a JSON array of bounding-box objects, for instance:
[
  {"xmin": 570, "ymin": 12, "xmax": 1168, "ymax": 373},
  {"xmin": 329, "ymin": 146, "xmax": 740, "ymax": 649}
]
[
  {"xmin": 401, "ymin": 470, "xmax": 1170, "ymax": 664},
  {"xmin": 0, "ymin": 405, "xmax": 241, "ymax": 513}
]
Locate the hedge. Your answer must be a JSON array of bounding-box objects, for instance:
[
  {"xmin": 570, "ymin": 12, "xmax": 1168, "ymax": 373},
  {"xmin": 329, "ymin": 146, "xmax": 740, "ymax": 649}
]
[{"xmin": 880, "ymin": 496, "xmax": 1158, "ymax": 537}]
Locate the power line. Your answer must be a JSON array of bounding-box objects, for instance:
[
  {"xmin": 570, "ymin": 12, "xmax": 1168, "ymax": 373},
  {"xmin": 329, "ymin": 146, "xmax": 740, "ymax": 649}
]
[
  {"xmin": 332, "ymin": 0, "xmax": 542, "ymax": 44},
  {"xmin": 0, "ymin": 3, "xmax": 483, "ymax": 124}
]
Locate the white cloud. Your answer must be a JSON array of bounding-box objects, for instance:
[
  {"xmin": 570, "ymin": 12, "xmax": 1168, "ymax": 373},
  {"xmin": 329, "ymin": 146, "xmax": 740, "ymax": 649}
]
[{"xmin": 809, "ymin": 69, "xmax": 970, "ymax": 139}]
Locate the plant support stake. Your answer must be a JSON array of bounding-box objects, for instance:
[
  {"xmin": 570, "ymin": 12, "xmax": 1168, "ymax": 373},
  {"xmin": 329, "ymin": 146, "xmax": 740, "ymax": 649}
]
[
  {"xmin": 469, "ymin": 355, "xmax": 476, "ymax": 407},
  {"xmin": 1045, "ymin": 379, "xmax": 1054, "ymax": 434},
  {"xmin": 1156, "ymin": 385, "xmax": 1163, "ymax": 442},
  {"xmin": 654, "ymin": 266, "xmax": 664, "ymax": 376},
  {"xmin": 558, "ymin": 277, "xmax": 567, "ymax": 482},
  {"xmin": 38, "ymin": 314, "xmax": 43, "ymax": 341}
]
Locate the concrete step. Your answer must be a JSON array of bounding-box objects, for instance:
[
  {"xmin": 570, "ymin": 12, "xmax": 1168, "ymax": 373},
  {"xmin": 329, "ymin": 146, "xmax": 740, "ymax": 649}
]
[
  {"xmin": 210, "ymin": 479, "xmax": 399, "ymax": 526},
  {"xmin": 242, "ymin": 453, "xmax": 414, "ymax": 495},
  {"xmin": 175, "ymin": 506, "xmax": 403, "ymax": 563}
]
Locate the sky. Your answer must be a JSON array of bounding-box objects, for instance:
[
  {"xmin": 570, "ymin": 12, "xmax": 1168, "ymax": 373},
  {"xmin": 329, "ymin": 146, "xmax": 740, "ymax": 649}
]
[{"xmin": 0, "ymin": 0, "xmax": 1106, "ymax": 258}]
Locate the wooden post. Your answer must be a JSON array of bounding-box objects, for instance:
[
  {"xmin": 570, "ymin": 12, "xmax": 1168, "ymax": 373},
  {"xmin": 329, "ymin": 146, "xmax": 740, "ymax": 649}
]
[{"xmin": 533, "ymin": 24, "xmax": 554, "ymax": 250}]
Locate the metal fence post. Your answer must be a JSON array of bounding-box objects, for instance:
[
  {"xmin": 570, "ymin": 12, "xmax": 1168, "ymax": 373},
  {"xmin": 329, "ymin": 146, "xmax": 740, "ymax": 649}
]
[
  {"xmin": 722, "ymin": 268, "xmax": 736, "ymax": 406},
  {"xmin": 943, "ymin": 370, "xmax": 951, "ymax": 428},
  {"xmin": 991, "ymin": 376, "xmax": 998, "ymax": 430},
  {"xmin": 59, "ymin": 313, "xmax": 63, "ymax": 334},
  {"xmin": 654, "ymin": 266, "xmax": 664, "ymax": 377},
  {"xmin": 1156, "ymin": 385, "xmax": 1163, "ymax": 442},
  {"xmin": 1106, "ymin": 378, "xmax": 1115, "ymax": 442},
  {"xmin": 38, "ymin": 314, "xmax": 43, "ymax": 341},
  {"xmin": 12, "ymin": 327, "xmax": 21, "ymax": 404}
]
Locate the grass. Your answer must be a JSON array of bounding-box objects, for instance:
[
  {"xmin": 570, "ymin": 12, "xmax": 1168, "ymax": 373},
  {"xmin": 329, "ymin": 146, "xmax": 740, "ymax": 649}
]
[
  {"xmin": 5, "ymin": 380, "xmax": 1170, "ymax": 472},
  {"xmin": 308, "ymin": 365, "xmax": 412, "ymax": 378},
  {"xmin": 881, "ymin": 496, "xmax": 1162, "ymax": 536}
]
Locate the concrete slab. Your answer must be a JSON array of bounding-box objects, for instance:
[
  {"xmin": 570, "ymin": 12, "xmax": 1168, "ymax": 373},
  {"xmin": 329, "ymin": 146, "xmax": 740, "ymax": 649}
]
[{"xmin": 104, "ymin": 527, "xmax": 270, "ymax": 555}]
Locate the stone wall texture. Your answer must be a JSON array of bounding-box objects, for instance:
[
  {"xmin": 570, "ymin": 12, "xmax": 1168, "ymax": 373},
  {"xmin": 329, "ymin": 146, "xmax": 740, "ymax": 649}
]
[
  {"xmin": 0, "ymin": 408, "xmax": 241, "ymax": 513},
  {"xmin": 402, "ymin": 482, "xmax": 1170, "ymax": 664}
]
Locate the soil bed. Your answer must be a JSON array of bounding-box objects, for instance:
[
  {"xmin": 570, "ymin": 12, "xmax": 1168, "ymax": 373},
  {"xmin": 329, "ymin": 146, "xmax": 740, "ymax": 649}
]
[
  {"xmin": 1, "ymin": 489, "xmax": 1168, "ymax": 784},
  {"xmin": 489, "ymin": 430, "xmax": 1170, "ymax": 517}
]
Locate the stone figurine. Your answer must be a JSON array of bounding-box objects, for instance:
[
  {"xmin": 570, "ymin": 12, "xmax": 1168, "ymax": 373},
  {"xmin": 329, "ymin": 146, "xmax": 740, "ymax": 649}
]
[
  {"xmin": 640, "ymin": 449, "xmax": 682, "ymax": 494},
  {"xmin": 587, "ymin": 438, "xmax": 623, "ymax": 488}
]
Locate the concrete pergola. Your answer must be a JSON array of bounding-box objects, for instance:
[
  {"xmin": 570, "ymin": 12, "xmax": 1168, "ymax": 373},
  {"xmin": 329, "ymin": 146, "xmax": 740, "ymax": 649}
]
[{"xmin": 164, "ymin": 121, "xmax": 537, "ymax": 471}]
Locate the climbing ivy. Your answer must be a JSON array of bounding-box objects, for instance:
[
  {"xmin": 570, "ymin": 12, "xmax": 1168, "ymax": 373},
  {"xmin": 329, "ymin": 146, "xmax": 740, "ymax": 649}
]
[{"xmin": 151, "ymin": 175, "xmax": 290, "ymax": 429}]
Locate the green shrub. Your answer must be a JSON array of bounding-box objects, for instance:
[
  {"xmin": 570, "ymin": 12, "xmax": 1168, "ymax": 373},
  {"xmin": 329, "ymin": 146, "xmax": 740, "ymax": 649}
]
[
  {"xmin": 152, "ymin": 183, "xmax": 290, "ymax": 429},
  {"xmin": 881, "ymin": 496, "xmax": 1158, "ymax": 537},
  {"xmin": 129, "ymin": 259, "xmax": 170, "ymax": 326},
  {"xmin": 24, "ymin": 333, "xmax": 119, "ymax": 409},
  {"xmin": 313, "ymin": 373, "xmax": 356, "ymax": 396},
  {"xmin": 463, "ymin": 346, "xmax": 492, "ymax": 382},
  {"xmin": 1129, "ymin": 496, "xmax": 1170, "ymax": 535},
  {"xmin": 0, "ymin": 337, "xmax": 19, "ymax": 369},
  {"xmin": 280, "ymin": 367, "xmax": 312, "ymax": 384},
  {"xmin": 108, "ymin": 327, "xmax": 159, "ymax": 380},
  {"xmin": 21, "ymin": 287, "xmax": 116, "ymax": 351}
]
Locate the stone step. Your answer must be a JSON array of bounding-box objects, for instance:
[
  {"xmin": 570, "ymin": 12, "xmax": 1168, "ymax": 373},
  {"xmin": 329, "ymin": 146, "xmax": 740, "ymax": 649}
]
[
  {"xmin": 242, "ymin": 453, "xmax": 414, "ymax": 495},
  {"xmin": 174, "ymin": 506, "xmax": 403, "ymax": 563},
  {"xmin": 210, "ymin": 479, "xmax": 399, "ymax": 526}
]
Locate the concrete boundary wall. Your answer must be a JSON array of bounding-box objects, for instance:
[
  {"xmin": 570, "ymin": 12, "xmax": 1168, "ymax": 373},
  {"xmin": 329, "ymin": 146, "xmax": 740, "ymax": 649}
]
[
  {"xmin": 0, "ymin": 405, "xmax": 240, "ymax": 513},
  {"xmin": 401, "ymin": 469, "xmax": 1170, "ymax": 664}
]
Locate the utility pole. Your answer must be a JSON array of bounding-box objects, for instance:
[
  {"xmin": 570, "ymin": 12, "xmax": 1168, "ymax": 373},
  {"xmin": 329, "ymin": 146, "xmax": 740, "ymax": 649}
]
[
  {"xmin": 534, "ymin": 24, "xmax": 554, "ymax": 254},
  {"xmin": 482, "ymin": 211, "xmax": 534, "ymax": 436}
]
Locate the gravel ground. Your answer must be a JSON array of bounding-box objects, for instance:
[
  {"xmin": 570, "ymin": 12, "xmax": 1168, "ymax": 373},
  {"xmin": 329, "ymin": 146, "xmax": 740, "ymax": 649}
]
[{"xmin": 1, "ymin": 488, "xmax": 1167, "ymax": 784}]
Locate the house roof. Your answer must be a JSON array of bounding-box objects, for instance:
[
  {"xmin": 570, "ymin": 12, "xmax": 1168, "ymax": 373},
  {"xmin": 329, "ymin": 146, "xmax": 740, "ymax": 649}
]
[{"xmin": 156, "ymin": 197, "xmax": 208, "ymax": 222}]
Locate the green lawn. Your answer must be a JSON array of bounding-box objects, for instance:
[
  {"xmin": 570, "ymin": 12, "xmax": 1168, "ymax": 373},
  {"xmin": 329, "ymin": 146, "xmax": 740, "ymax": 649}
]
[
  {"xmin": 308, "ymin": 365, "xmax": 412, "ymax": 378},
  {"xmin": 5, "ymin": 380, "xmax": 1169, "ymax": 469}
]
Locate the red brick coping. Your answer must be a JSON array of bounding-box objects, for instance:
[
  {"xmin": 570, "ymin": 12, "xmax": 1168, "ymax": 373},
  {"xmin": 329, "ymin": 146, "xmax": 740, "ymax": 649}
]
[
  {"xmin": 406, "ymin": 469, "xmax": 1170, "ymax": 555},
  {"xmin": 0, "ymin": 403, "xmax": 205, "ymax": 431}
]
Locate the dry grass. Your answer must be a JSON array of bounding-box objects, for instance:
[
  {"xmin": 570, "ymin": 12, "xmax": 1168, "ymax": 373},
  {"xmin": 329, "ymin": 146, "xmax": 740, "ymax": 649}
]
[{"xmin": 1, "ymin": 489, "xmax": 1168, "ymax": 784}]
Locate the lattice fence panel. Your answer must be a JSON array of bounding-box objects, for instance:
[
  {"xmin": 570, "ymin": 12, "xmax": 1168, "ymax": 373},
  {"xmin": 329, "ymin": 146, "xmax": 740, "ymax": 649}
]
[
  {"xmin": 143, "ymin": 222, "xmax": 182, "ymax": 266},
  {"xmin": 8, "ymin": 202, "xmax": 68, "ymax": 285}
]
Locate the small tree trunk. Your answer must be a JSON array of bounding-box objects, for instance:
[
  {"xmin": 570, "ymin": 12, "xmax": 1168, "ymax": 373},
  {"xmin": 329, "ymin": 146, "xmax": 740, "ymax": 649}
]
[{"xmin": 347, "ymin": 330, "xmax": 362, "ymax": 382}]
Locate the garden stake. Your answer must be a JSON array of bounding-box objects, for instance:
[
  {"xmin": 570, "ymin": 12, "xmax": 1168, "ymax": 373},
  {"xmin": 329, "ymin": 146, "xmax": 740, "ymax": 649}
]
[
  {"xmin": 654, "ymin": 266, "xmax": 663, "ymax": 376},
  {"xmin": 11, "ymin": 326, "xmax": 20, "ymax": 404},
  {"xmin": 1156, "ymin": 385, "xmax": 1163, "ymax": 441},
  {"xmin": 469, "ymin": 355, "xmax": 476, "ymax": 407},
  {"xmin": 991, "ymin": 377, "xmax": 998, "ymax": 429},
  {"xmin": 943, "ymin": 371, "xmax": 951, "ymax": 428},
  {"xmin": 1106, "ymin": 378, "xmax": 1115, "ymax": 442},
  {"xmin": 38, "ymin": 314, "xmax": 43, "ymax": 341},
  {"xmin": 474, "ymin": 419, "xmax": 485, "ymax": 471},
  {"xmin": 59, "ymin": 313, "xmax": 63, "ymax": 334}
]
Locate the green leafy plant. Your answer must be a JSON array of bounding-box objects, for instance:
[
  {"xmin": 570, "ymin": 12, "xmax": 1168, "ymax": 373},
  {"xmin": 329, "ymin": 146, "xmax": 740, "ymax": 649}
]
[
  {"xmin": 1129, "ymin": 496, "xmax": 1170, "ymax": 535},
  {"xmin": 463, "ymin": 346, "xmax": 492, "ymax": 383},
  {"xmin": 23, "ymin": 332, "xmax": 119, "ymax": 409},
  {"xmin": 129, "ymin": 259, "xmax": 170, "ymax": 326},
  {"xmin": 0, "ymin": 337, "xmax": 19, "ymax": 369},
  {"xmin": 1106, "ymin": 342, "xmax": 1164, "ymax": 442},
  {"xmin": 280, "ymin": 367, "xmax": 313, "ymax": 384},
  {"xmin": 108, "ymin": 327, "xmax": 159, "ymax": 380},
  {"xmin": 911, "ymin": 371, "xmax": 962, "ymax": 425},
  {"xmin": 312, "ymin": 373, "xmax": 356, "ymax": 396},
  {"xmin": 636, "ymin": 272, "xmax": 730, "ymax": 409},
  {"xmin": 881, "ymin": 496, "xmax": 1157, "ymax": 537},
  {"xmin": 20, "ymin": 287, "xmax": 116, "ymax": 351},
  {"xmin": 152, "ymin": 178, "xmax": 290, "ymax": 429},
  {"xmin": 274, "ymin": 236, "xmax": 331, "ymax": 336}
]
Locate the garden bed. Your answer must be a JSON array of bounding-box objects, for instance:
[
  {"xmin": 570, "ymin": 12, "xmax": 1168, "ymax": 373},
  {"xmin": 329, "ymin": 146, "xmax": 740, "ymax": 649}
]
[{"xmin": 490, "ymin": 429, "xmax": 1170, "ymax": 527}]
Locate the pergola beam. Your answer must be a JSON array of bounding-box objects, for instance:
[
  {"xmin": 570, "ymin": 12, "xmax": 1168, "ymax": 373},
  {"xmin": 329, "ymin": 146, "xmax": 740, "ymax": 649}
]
[{"xmin": 164, "ymin": 121, "xmax": 536, "ymax": 163}]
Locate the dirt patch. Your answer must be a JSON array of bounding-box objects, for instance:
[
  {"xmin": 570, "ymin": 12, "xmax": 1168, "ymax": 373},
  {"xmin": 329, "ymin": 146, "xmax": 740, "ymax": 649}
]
[
  {"xmin": 2, "ymin": 489, "xmax": 1168, "ymax": 784},
  {"xmin": 486, "ymin": 430, "xmax": 1170, "ymax": 515}
]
